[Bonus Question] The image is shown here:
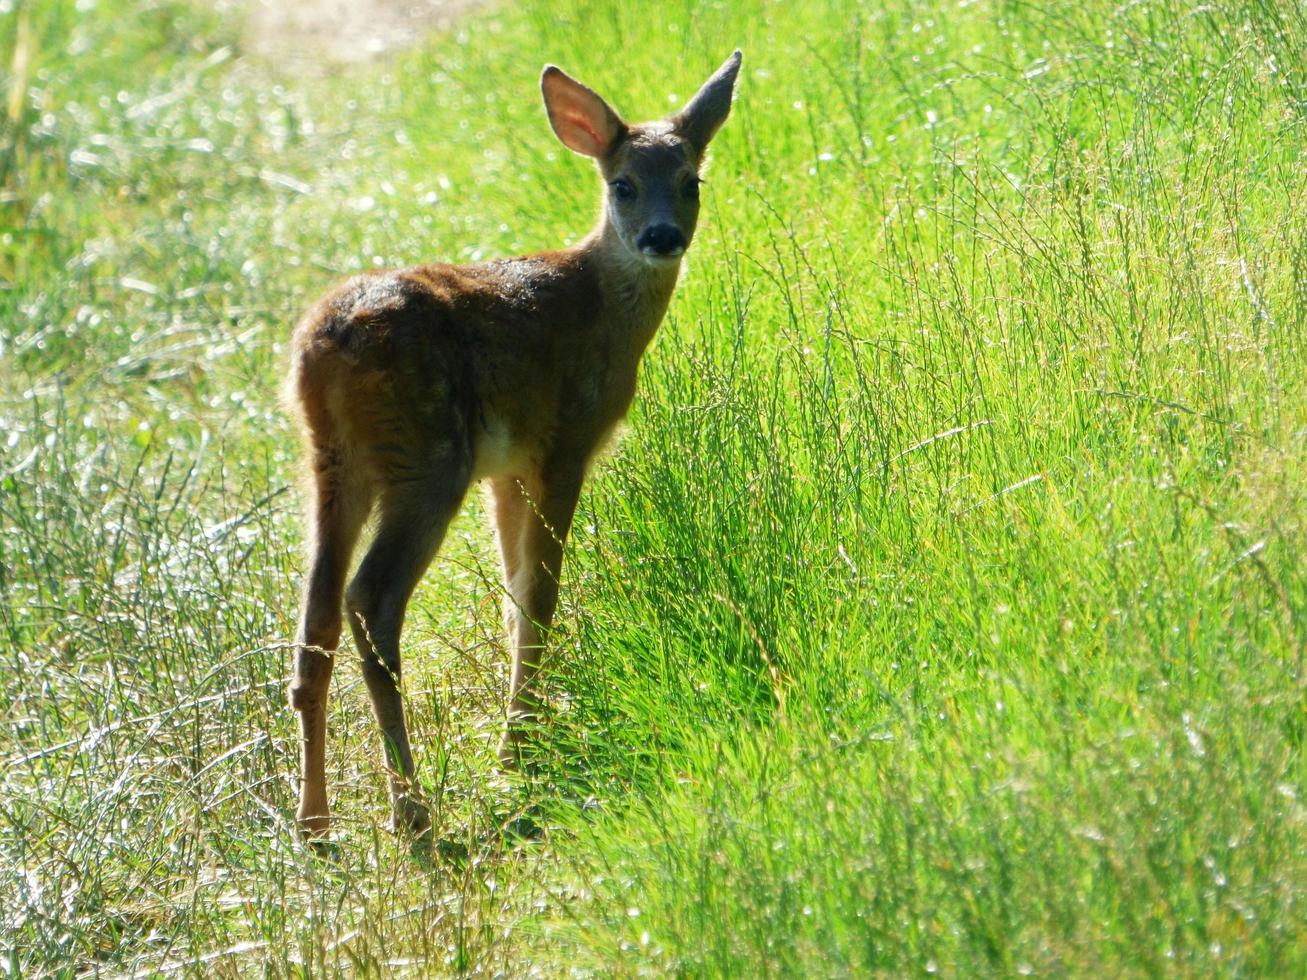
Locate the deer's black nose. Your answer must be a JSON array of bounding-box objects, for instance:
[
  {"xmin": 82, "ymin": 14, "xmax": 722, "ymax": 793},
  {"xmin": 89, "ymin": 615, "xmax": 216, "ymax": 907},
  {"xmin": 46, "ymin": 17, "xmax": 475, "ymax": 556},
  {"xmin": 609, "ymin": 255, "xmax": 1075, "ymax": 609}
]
[{"xmin": 637, "ymin": 224, "xmax": 687, "ymax": 256}]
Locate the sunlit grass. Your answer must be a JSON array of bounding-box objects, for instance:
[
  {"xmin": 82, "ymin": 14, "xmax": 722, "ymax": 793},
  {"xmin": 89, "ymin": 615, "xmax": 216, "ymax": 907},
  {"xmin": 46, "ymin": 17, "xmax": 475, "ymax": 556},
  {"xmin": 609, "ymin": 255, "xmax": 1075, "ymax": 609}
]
[{"xmin": 2, "ymin": 0, "xmax": 1304, "ymax": 974}]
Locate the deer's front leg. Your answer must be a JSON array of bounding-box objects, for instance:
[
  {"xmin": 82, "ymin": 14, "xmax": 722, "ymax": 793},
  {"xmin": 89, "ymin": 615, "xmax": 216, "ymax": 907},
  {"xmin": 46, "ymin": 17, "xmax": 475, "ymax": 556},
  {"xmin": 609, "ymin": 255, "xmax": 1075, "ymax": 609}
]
[{"xmin": 490, "ymin": 465, "xmax": 583, "ymax": 764}]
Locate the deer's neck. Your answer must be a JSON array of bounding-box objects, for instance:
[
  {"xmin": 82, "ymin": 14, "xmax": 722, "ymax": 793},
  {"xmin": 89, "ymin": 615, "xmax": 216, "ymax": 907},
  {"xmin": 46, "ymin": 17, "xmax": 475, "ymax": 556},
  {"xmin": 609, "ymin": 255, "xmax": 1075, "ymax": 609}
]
[{"xmin": 577, "ymin": 217, "xmax": 681, "ymax": 349}]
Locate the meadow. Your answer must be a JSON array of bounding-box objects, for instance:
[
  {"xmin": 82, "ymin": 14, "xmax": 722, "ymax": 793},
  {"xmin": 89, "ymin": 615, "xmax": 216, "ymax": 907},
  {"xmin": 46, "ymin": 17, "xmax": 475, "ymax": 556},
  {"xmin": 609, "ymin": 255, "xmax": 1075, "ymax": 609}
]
[{"xmin": 2, "ymin": 0, "xmax": 1304, "ymax": 974}]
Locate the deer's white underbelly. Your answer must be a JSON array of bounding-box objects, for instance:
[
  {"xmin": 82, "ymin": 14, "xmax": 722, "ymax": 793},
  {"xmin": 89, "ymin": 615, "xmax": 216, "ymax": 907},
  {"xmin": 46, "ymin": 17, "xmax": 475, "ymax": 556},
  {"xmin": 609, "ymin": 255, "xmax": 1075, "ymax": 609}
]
[{"xmin": 471, "ymin": 416, "xmax": 533, "ymax": 479}]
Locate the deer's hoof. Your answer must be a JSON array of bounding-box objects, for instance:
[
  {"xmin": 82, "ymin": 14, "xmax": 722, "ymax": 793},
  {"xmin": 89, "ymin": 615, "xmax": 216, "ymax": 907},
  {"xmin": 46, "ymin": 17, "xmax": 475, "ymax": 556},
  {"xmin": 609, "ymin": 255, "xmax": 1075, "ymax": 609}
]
[
  {"xmin": 296, "ymin": 808, "xmax": 332, "ymax": 844},
  {"xmin": 497, "ymin": 721, "xmax": 539, "ymax": 770},
  {"xmin": 390, "ymin": 795, "xmax": 431, "ymax": 837},
  {"xmin": 497, "ymin": 740, "xmax": 520, "ymax": 770}
]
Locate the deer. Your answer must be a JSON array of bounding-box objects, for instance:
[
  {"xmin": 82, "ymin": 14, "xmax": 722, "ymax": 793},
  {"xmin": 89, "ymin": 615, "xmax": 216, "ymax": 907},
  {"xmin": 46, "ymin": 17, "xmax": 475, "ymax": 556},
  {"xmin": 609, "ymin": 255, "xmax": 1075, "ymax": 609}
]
[{"xmin": 286, "ymin": 51, "xmax": 743, "ymax": 837}]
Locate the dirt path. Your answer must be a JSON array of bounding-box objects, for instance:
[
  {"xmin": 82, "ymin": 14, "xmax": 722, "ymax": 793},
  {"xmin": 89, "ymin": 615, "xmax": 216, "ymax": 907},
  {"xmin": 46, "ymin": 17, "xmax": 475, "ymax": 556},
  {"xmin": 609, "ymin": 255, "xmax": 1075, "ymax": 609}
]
[{"xmin": 239, "ymin": 0, "xmax": 486, "ymax": 69}]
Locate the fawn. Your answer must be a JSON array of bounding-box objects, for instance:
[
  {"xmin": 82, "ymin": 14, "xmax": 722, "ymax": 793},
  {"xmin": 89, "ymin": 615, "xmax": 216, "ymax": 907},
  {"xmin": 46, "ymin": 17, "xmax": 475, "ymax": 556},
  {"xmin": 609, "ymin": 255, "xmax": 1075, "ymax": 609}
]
[{"xmin": 287, "ymin": 52, "xmax": 742, "ymax": 836}]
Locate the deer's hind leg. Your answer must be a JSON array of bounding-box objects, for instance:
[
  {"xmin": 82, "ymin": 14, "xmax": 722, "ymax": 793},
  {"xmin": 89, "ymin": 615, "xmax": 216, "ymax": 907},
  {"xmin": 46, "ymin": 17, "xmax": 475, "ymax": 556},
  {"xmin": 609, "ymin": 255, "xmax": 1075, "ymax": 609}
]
[
  {"xmin": 290, "ymin": 446, "xmax": 371, "ymax": 838},
  {"xmin": 345, "ymin": 458, "xmax": 470, "ymax": 834}
]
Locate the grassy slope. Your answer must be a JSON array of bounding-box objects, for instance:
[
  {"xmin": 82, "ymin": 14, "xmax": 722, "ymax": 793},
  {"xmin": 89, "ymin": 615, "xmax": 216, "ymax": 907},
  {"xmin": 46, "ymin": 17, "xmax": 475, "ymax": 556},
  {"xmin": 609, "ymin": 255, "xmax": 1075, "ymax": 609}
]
[{"xmin": 2, "ymin": 0, "xmax": 1304, "ymax": 974}]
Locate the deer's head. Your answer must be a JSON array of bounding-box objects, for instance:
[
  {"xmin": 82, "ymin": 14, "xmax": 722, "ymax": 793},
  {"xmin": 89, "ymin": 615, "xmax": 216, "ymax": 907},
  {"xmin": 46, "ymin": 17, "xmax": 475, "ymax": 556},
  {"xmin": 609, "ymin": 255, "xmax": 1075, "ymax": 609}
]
[{"xmin": 541, "ymin": 51, "xmax": 742, "ymax": 267}]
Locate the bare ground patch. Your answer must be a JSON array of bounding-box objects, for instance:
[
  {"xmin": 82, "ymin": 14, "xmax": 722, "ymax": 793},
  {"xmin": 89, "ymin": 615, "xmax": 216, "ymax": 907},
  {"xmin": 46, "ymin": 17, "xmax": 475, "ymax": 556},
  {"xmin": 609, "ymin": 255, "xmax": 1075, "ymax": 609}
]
[{"xmin": 236, "ymin": 0, "xmax": 487, "ymax": 69}]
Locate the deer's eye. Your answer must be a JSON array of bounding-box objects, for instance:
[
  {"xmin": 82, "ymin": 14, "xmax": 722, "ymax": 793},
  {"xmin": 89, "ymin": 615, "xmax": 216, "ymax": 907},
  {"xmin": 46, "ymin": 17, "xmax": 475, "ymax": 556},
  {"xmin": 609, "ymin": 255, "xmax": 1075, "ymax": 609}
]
[
  {"xmin": 611, "ymin": 179, "xmax": 636, "ymax": 202},
  {"xmin": 683, "ymin": 177, "xmax": 702, "ymax": 201}
]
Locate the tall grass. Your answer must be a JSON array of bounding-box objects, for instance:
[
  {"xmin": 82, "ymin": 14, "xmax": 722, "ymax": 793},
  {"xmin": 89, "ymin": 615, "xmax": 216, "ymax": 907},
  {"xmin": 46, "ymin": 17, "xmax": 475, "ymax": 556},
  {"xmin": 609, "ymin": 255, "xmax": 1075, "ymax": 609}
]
[{"xmin": 2, "ymin": 0, "xmax": 1303, "ymax": 974}]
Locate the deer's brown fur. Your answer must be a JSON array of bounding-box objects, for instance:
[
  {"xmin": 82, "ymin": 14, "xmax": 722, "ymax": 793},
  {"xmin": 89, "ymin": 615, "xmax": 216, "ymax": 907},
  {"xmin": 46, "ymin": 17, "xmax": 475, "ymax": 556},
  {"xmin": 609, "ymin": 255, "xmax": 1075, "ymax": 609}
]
[{"xmin": 287, "ymin": 53, "xmax": 742, "ymax": 836}]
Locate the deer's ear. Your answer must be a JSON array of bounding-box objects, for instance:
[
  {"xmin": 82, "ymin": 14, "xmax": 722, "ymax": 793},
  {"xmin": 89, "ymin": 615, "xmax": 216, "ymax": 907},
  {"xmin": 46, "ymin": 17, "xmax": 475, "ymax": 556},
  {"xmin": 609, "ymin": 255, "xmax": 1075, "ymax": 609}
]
[
  {"xmin": 673, "ymin": 50, "xmax": 742, "ymax": 151},
  {"xmin": 541, "ymin": 66, "xmax": 627, "ymax": 159}
]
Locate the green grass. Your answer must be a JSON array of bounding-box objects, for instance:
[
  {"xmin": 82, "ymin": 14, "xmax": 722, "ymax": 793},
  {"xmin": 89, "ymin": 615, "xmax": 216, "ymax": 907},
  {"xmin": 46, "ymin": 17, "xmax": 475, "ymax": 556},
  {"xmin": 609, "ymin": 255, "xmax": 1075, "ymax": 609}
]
[{"xmin": 3, "ymin": 0, "xmax": 1305, "ymax": 974}]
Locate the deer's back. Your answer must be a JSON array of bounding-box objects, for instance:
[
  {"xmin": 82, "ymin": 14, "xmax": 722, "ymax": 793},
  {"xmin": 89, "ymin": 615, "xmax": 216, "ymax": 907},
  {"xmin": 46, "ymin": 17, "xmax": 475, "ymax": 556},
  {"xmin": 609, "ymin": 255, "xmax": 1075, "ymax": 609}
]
[{"xmin": 290, "ymin": 253, "xmax": 623, "ymax": 483}]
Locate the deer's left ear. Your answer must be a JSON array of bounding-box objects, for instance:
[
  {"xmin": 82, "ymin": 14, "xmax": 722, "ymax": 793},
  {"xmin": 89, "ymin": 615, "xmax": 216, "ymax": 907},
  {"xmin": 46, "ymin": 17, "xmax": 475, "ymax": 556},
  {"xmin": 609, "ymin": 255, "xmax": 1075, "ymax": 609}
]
[
  {"xmin": 672, "ymin": 50, "xmax": 743, "ymax": 151},
  {"xmin": 541, "ymin": 66, "xmax": 628, "ymax": 159}
]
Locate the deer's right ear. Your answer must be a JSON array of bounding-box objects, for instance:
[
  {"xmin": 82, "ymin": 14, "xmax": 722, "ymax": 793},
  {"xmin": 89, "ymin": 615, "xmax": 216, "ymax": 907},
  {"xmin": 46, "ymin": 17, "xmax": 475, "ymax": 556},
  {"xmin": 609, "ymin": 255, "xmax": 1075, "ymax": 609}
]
[
  {"xmin": 673, "ymin": 50, "xmax": 743, "ymax": 151},
  {"xmin": 541, "ymin": 66, "xmax": 627, "ymax": 159}
]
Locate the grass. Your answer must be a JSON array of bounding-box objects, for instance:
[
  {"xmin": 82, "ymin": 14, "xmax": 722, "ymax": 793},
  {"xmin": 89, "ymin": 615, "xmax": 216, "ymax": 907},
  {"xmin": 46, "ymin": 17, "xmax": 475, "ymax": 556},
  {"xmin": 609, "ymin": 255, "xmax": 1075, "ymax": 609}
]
[{"xmin": 2, "ymin": 0, "xmax": 1305, "ymax": 974}]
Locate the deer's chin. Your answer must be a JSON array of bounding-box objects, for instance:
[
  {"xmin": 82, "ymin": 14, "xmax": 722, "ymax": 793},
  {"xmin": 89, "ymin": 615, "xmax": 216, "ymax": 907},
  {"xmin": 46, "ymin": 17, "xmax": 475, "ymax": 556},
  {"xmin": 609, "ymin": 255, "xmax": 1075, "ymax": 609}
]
[{"xmin": 638, "ymin": 249, "xmax": 685, "ymax": 269}]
